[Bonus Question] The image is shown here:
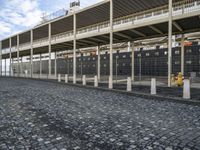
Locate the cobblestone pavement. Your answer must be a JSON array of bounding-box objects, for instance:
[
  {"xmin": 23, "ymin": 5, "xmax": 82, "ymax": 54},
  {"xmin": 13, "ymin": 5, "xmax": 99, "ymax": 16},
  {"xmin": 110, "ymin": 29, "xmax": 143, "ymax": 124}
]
[{"xmin": 0, "ymin": 78, "xmax": 200, "ymax": 150}]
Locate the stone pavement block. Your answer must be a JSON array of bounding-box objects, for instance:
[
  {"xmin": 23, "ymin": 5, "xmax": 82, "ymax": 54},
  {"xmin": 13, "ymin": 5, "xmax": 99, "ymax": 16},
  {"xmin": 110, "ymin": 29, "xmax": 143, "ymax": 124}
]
[{"xmin": 0, "ymin": 78, "xmax": 200, "ymax": 149}]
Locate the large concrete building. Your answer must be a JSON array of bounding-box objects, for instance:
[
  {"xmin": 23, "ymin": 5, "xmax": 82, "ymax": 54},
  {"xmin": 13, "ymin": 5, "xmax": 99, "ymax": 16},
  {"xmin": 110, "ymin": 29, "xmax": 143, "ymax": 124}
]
[{"xmin": 0, "ymin": 0, "xmax": 200, "ymax": 88}]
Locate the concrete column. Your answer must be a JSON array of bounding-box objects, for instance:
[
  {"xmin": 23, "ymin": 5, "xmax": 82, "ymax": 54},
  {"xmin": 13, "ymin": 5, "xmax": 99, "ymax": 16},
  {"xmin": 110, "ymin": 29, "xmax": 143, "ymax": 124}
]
[
  {"xmin": 109, "ymin": 0, "xmax": 113, "ymax": 89},
  {"xmin": 9, "ymin": 38, "xmax": 12, "ymax": 76},
  {"xmin": 30, "ymin": 30, "xmax": 33, "ymax": 78},
  {"xmin": 73, "ymin": 13, "xmax": 77, "ymax": 84},
  {"xmin": 127, "ymin": 77, "xmax": 132, "ymax": 92},
  {"xmin": 151, "ymin": 78, "xmax": 157, "ymax": 95},
  {"xmin": 82, "ymin": 75, "xmax": 86, "ymax": 86},
  {"xmin": 48, "ymin": 23, "xmax": 52, "ymax": 76},
  {"xmin": 183, "ymin": 79, "xmax": 190, "ymax": 99},
  {"xmin": 58, "ymin": 74, "xmax": 61, "ymax": 82},
  {"xmin": 97, "ymin": 46, "xmax": 101, "ymax": 81},
  {"xmin": 94, "ymin": 75, "xmax": 98, "ymax": 87},
  {"xmin": 21, "ymin": 57, "xmax": 23, "ymax": 76},
  {"xmin": 17, "ymin": 35, "xmax": 20, "ymax": 77},
  {"xmin": 40, "ymin": 53, "xmax": 42, "ymax": 77},
  {"xmin": 131, "ymin": 42, "xmax": 135, "ymax": 81},
  {"xmin": 54, "ymin": 51, "xmax": 57, "ymax": 78},
  {"xmin": 5, "ymin": 59, "xmax": 6, "ymax": 76},
  {"xmin": 0, "ymin": 41, "xmax": 2, "ymax": 76},
  {"xmin": 168, "ymin": 0, "xmax": 173, "ymax": 87},
  {"xmin": 181, "ymin": 34, "xmax": 185, "ymax": 75}
]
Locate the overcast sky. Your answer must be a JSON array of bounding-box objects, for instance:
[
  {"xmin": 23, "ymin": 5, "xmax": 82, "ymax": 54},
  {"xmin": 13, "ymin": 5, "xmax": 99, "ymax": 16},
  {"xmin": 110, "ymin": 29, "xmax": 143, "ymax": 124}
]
[{"xmin": 0, "ymin": 0, "xmax": 103, "ymax": 40}]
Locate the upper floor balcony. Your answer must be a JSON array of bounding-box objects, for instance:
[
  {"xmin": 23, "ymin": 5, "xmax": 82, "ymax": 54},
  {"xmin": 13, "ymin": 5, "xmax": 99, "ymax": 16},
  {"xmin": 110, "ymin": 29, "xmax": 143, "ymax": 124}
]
[{"xmin": 1, "ymin": 0, "xmax": 200, "ymax": 55}]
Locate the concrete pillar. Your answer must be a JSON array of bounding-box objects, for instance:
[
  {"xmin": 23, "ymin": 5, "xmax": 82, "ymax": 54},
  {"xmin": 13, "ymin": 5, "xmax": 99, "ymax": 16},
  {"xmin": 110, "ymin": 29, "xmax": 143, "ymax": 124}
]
[
  {"xmin": 9, "ymin": 38, "xmax": 12, "ymax": 76},
  {"xmin": 54, "ymin": 51, "xmax": 57, "ymax": 78},
  {"xmin": 131, "ymin": 42, "xmax": 135, "ymax": 81},
  {"xmin": 94, "ymin": 75, "xmax": 98, "ymax": 87},
  {"xmin": 65, "ymin": 74, "xmax": 68, "ymax": 83},
  {"xmin": 58, "ymin": 74, "xmax": 61, "ymax": 82},
  {"xmin": 30, "ymin": 30, "xmax": 33, "ymax": 78},
  {"xmin": 0, "ymin": 44, "xmax": 1, "ymax": 76},
  {"xmin": 151, "ymin": 78, "xmax": 157, "ymax": 95},
  {"xmin": 82, "ymin": 75, "xmax": 86, "ymax": 86},
  {"xmin": 183, "ymin": 79, "xmax": 190, "ymax": 99},
  {"xmin": 97, "ymin": 46, "xmax": 101, "ymax": 81},
  {"xmin": 21, "ymin": 57, "xmax": 23, "ymax": 76},
  {"xmin": 17, "ymin": 35, "xmax": 19, "ymax": 77},
  {"xmin": 73, "ymin": 13, "xmax": 77, "ymax": 84},
  {"xmin": 5, "ymin": 59, "xmax": 6, "ymax": 76},
  {"xmin": 181, "ymin": 34, "xmax": 185, "ymax": 75},
  {"xmin": 168, "ymin": 0, "xmax": 173, "ymax": 87},
  {"xmin": 40, "ymin": 53, "xmax": 42, "ymax": 77},
  {"xmin": 48, "ymin": 23, "xmax": 52, "ymax": 76},
  {"xmin": 109, "ymin": 0, "xmax": 113, "ymax": 89},
  {"xmin": 127, "ymin": 77, "xmax": 132, "ymax": 92}
]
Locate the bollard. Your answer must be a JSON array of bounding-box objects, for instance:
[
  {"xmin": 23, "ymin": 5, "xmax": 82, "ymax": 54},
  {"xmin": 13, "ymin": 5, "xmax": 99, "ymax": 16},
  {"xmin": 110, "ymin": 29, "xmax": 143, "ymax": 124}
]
[
  {"xmin": 108, "ymin": 76, "xmax": 113, "ymax": 89},
  {"xmin": 94, "ymin": 75, "xmax": 98, "ymax": 87},
  {"xmin": 65, "ymin": 74, "xmax": 68, "ymax": 83},
  {"xmin": 127, "ymin": 77, "xmax": 132, "ymax": 92},
  {"xmin": 151, "ymin": 78, "xmax": 156, "ymax": 95},
  {"xmin": 58, "ymin": 74, "xmax": 61, "ymax": 82},
  {"xmin": 82, "ymin": 75, "xmax": 86, "ymax": 86},
  {"xmin": 183, "ymin": 79, "xmax": 190, "ymax": 99}
]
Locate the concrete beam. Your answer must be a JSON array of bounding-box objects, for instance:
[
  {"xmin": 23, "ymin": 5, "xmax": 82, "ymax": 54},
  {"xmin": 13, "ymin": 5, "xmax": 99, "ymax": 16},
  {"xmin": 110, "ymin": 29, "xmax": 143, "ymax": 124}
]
[
  {"xmin": 149, "ymin": 25, "xmax": 164, "ymax": 35},
  {"xmin": 131, "ymin": 29, "xmax": 146, "ymax": 37},
  {"xmin": 173, "ymin": 21, "xmax": 183, "ymax": 32}
]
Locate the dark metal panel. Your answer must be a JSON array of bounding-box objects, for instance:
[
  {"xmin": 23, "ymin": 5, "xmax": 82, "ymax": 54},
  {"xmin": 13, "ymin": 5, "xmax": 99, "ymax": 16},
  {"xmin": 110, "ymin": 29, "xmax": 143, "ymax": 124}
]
[
  {"xmin": 2, "ymin": 39, "xmax": 9, "ymax": 49},
  {"xmin": 33, "ymin": 25, "xmax": 48, "ymax": 40},
  {"xmin": 77, "ymin": 3, "xmax": 109, "ymax": 28},
  {"xmin": 19, "ymin": 31, "xmax": 31, "ymax": 44},
  {"xmin": 51, "ymin": 16, "xmax": 73, "ymax": 35},
  {"xmin": 11, "ymin": 36, "xmax": 17, "ymax": 47}
]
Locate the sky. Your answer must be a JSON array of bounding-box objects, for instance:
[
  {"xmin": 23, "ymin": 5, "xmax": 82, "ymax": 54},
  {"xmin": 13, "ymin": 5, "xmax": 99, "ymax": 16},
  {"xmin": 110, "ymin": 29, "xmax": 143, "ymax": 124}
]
[{"xmin": 0, "ymin": 0, "xmax": 103, "ymax": 40}]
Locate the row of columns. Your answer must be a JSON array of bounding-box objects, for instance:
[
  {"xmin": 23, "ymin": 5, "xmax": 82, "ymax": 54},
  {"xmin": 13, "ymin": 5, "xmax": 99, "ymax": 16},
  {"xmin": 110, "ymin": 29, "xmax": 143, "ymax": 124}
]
[{"xmin": 0, "ymin": 0, "xmax": 183, "ymax": 89}]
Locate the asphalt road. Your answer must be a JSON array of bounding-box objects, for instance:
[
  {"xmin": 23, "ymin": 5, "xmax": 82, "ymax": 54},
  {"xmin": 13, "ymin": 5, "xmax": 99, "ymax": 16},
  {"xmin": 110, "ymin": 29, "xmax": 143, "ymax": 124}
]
[{"xmin": 0, "ymin": 77, "xmax": 200, "ymax": 150}]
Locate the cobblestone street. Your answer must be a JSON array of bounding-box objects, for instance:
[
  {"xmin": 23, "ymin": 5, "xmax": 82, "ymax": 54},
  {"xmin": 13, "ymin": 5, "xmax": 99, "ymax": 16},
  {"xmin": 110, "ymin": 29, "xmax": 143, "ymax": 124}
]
[{"xmin": 0, "ymin": 78, "xmax": 200, "ymax": 150}]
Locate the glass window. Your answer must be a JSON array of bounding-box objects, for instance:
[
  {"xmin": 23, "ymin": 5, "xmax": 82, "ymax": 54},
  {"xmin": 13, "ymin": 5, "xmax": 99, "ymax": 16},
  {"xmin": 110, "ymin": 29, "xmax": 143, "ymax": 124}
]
[
  {"xmin": 186, "ymin": 49, "xmax": 192, "ymax": 53},
  {"xmin": 123, "ymin": 55, "xmax": 126, "ymax": 58},
  {"xmin": 186, "ymin": 61, "xmax": 192, "ymax": 64},
  {"xmin": 175, "ymin": 50, "xmax": 180, "ymax": 55},
  {"xmin": 155, "ymin": 52, "xmax": 159, "ymax": 56},
  {"xmin": 175, "ymin": 61, "xmax": 180, "ymax": 65}
]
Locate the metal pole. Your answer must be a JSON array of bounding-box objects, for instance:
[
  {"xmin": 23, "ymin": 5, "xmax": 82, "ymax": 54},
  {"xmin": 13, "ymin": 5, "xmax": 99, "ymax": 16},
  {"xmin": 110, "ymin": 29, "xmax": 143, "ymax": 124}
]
[
  {"xmin": 48, "ymin": 23, "xmax": 52, "ymax": 77},
  {"xmin": 73, "ymin": 13, "xmax": 77, "ymax": 84},
  {"xmin": 97, "ymin": 45, "xmax": 101, "ymax": 81},
  {"xmin": 131, "ymin": 42, "xmax": 135, "ymax": 81},
  {"xmin": 30, "ymin": 30, "xmax": 33, "ymax": 78},
  {"xmin": 54, "ymin": 51, "xmax": 57, "ymax": 78},
  {"xmin": 168, "ymin": 0, "xmax": 173, "ymax": 87},
  {"xmin": 9, "ymin": 38, "xmax": 12, "ymax": 76},
  {"xmin": 17, "ymin": 35, "xmax": 19, "ymax": 77},
  {"xmin": 181, "ymin": 34, "xmax": 185, "ymax": 75},
  {"xmin": 109, "ymin": 0, "xmax": 113, "ymax": 89}
]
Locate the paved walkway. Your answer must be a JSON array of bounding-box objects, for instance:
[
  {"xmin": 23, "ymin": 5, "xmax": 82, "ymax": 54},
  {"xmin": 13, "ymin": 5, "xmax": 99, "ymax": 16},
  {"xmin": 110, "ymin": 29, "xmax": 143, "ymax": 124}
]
[{"xmin": 0, "ymin": 78, "xmax": 200, "ymax": 150}]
